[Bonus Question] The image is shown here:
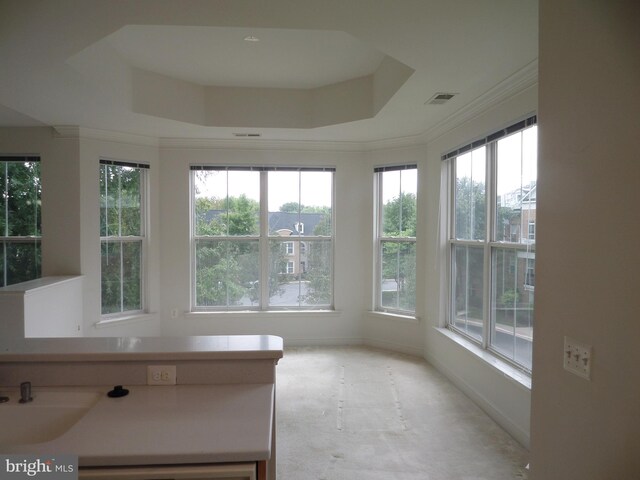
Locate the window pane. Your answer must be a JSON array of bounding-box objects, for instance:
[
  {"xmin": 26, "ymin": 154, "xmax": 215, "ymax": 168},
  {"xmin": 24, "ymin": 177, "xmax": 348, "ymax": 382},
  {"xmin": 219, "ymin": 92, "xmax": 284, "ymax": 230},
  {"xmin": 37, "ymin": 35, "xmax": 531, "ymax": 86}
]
[
  {"xmin": 4, "ymin": 241, "xmax": 40, "ymax": 287},
  {"xmin": 6, "ymin": 161, "xmax": 41, "ymax": 236},
  {"xmin": 452, "ymin": 245, "xmax": 484, "ymax": 342},
  {"xmin": 119, "ymin": 167, "xmax": 141, "ymax": 236},
  {"xmin": 101, "ymin": 241, "xmax": 122, "ymax": 315},
  {"xmin": 101, "ymin": 165, "xmax": 121, "ymax": 237},
  {"xmin": 495, "ymin": 127, "xmax": 537, "ymax": 244},
  {"xmin": 268, "ymin": 171, "xmax": 332, "ymax": 237},
  {"xmin": 0, "ymin": 163, "xmax": 5, "ymax": 235},
  {"xmin": 268, "ymin": 239, "xmax": 332, "ymax": 308},
  {"xmin": 381, "ymin": 169, "xmax": 417, "ymax": 237},
  {"xmin": 122, "ymin": 241, "xmax": 142, "ymax": 312},
  {"xmin": 100, "ymin": 163, "xmax": 145, "ymax": 315},
  {"xmin": 195, "ymin": 239, "xmax": 260, "ymax": 307},
  {"xmin": 380, "ymin": 241, "xmax": 416, "ymax": 312},
  {"xmin": 491, "ymin": 248, "xmax": 534, "ymax": 370},
  {"xmin": 455, "ymin": 147, "xmax": 486, "ymax": 240},
  {"xmin": 194, "ymin": 170, "xmax": 260, "ymax": 236}
]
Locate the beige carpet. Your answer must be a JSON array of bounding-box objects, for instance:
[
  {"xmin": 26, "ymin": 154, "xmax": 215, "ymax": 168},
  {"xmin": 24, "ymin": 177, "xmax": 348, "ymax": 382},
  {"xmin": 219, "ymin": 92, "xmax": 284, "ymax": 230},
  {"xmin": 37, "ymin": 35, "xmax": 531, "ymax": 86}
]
[{"xmin": 276, "ymin": 346, "xmax": 529, "ymax": 480}]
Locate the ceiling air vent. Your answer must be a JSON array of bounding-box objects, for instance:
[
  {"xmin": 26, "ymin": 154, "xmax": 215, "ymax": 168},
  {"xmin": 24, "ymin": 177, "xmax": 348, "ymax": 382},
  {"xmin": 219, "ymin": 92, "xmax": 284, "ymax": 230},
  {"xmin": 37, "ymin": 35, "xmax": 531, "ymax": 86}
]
[
  {"xmin": 426, "ymin": 92, "xmax": 457, "ymax": 105},
  {"xmin": 233, "ymin": 133, "xmax": 262, "ymax": 138}
]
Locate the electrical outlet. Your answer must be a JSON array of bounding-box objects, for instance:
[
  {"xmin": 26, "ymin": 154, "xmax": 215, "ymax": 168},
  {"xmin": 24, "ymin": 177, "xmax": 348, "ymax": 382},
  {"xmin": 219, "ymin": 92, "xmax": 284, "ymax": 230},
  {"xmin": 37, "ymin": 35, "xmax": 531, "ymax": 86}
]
[
  {"xmin": 147, "ymin": 365, "xmax": 177, "ymax": 385},
  {"xmin": 563, "ymin": 336, "xmax": 592, "ymax": 380}
]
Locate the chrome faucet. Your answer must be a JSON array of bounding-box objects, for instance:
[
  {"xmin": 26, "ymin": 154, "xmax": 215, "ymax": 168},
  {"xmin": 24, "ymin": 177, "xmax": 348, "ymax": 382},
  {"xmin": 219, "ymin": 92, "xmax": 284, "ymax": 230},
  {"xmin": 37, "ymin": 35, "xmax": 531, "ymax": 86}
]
[{"xmin": 19, "ymin": 381, "xmax": 32, "ymax": 403}]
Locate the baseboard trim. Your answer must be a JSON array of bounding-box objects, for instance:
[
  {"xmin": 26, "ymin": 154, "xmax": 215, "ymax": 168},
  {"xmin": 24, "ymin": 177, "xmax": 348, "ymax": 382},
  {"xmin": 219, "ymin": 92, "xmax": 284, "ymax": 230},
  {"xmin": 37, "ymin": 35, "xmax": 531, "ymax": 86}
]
[
  {"xmin": 424, "ymin": 349, "xmax": 531, "ymax": 449},
  {"xmin": 363, "ymin": 338, "xmax": 424, "ymax": 357}
]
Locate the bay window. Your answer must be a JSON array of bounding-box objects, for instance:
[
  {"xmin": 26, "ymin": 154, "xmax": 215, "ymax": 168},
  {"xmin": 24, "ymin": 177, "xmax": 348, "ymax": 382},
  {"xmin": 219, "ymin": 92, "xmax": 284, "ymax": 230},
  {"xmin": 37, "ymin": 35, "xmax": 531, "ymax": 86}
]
[{"xmin": 446, "ymin": 116, "xmax": 537, "ymax": 371}]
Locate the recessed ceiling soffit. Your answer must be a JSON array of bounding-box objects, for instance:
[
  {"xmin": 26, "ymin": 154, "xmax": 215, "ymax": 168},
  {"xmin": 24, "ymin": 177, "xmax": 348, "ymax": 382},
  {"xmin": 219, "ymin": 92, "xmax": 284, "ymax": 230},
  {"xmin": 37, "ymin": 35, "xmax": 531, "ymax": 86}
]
[{"xmin": 68, "ymin": 26, "xmax": 414, "ymax": 129}]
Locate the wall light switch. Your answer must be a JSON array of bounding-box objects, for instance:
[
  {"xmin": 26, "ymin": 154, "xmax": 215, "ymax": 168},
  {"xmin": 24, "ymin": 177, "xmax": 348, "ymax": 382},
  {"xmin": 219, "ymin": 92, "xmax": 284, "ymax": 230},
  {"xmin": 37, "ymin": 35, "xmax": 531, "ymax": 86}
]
[
  {"xmin": 147, "ymin": 365, "xmax": 177, "ymax": 385},
  {"xmin": 563, "ymin": 336, "xmax": 592, "ymax": 380}
]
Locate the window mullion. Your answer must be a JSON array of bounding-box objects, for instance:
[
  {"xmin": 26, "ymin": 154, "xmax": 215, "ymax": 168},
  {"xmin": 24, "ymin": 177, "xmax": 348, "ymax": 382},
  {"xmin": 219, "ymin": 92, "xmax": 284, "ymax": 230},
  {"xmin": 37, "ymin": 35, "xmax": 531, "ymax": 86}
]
[
  {"xmin": 259, "ymin": 171, "xmax": 269, "ymax": 309},
  {"xmin": 482, "ymin": 142, "xmax": 496, "ymax": 349}
]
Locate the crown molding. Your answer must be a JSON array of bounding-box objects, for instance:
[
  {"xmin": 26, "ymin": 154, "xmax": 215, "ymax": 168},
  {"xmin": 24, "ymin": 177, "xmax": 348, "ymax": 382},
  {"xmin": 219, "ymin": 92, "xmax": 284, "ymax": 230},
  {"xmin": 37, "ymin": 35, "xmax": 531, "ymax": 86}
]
[
  {"xmin": 49, "ymin": 60, "xmax": 537, "ymax": 153},
  {"xmin": 52, "ymin": 126, "xmax": 159, "ymax": 147},
  {"xmin": 421, "ymin": 59, "xmax": 538, "ymax": 144},
  {"xmin": 158, "ymin": 137, "xmax": 368, "ymax": 152}
]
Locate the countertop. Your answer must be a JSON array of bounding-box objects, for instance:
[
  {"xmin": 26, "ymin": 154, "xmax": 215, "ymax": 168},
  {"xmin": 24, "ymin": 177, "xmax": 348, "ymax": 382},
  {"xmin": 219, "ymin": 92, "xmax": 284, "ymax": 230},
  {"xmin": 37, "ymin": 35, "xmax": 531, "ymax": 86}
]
[
  {"xmin": 0, "ymin": 384, "xmax": 275, "ymax": 467},
  {"xmin": 0, "ymin": 335, "xmax": 284, "ymax": 362}
]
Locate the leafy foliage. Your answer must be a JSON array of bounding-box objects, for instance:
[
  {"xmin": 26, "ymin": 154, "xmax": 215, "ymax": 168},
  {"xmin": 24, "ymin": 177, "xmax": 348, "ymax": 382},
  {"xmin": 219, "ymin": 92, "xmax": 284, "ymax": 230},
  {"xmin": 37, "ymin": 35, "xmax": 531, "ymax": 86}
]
[
  {"xmin": 0, "ymin": 160, "xmax": 41, "ymax": 287},
  {"xmin": 99, "ymin": 165, "xmax": 143, "ymax": 314},
  {"xmin": 379, "ymin": 191, "xmax": 417, "ymax": 312}
]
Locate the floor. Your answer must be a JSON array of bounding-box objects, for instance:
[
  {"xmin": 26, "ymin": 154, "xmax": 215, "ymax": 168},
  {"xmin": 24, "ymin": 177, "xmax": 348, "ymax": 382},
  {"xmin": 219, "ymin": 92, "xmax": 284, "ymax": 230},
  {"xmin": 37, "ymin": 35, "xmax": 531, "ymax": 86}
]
[{"xmin": 276, "ymin": 346, "xmax": 529, "ymax": 480}]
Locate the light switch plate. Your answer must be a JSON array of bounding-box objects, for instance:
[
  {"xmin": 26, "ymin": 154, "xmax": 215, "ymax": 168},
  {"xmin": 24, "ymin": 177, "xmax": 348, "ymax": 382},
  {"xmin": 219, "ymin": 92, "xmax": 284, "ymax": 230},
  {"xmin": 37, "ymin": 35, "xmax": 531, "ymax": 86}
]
[{"xmin": 563, "ymin": 336, "xmax": 592, "ymax": 380}]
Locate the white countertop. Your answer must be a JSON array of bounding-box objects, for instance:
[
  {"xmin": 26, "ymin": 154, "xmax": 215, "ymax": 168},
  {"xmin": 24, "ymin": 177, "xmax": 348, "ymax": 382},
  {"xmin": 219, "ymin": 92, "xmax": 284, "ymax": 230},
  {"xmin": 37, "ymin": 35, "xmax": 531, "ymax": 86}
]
[
  {"xmin": 0, "ymin": 384, "xmax": 275, "ymax": 466},
  {"xmin": 0, "ymin": 335, "xmax": 284, "ymax": 362}
]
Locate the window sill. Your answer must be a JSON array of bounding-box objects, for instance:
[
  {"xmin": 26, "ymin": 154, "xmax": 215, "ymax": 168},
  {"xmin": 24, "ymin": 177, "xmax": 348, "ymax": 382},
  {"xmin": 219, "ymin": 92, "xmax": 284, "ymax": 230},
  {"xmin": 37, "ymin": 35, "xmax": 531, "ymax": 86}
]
[
  {"xmin": 94, "ymin": 312, "xmax": 156, "ymax": 329},
  {"xmin": 184, "ymin": 309, "xmax": 342, "ymax": 320},
  {"xmin": 434, "ymin": 327, "xmax": 531, "ymax": 390},
  {"xmin": 367, "ymin": 311, "xmax": 420, "ymax": 324}
]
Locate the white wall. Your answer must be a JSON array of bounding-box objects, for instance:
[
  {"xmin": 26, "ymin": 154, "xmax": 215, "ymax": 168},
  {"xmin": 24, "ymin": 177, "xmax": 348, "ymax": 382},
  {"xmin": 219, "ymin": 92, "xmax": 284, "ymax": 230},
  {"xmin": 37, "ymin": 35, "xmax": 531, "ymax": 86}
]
[
  {"xmin": 78, "ymin": 133, "xmax": 162, "ymax": 336},
  {"xmin": 530, "ymin": 2, "xmax": 640, "ymax": 478},
  {"xmin": 422, "ymin": 85, "xmax": 538, "ymax": 447},
  {"xmin": 363, "ymin": 144, "xmax": 427, "ymax": 357}
]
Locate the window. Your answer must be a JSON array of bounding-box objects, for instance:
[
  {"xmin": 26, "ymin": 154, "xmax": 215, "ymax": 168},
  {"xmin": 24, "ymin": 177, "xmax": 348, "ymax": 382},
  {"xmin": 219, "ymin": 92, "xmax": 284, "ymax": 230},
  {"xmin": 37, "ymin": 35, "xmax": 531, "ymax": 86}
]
[
  {"xmin": 99, "ymin": 160, "xmax": 148, "ymax": 316},
  {"xmin": 191, "ymin": 166, "xmax": 334, "ymax": 310},
  {"xmin": 446, "ymin": 117, "xmax": 537, "ymax": 371},
  {"xmin": 0, "ymin": 156, "xmax": 41, "ymax": 287},
  {"xmin": 374, "ymin": 165, "xmax": 417, "ymax": 315}
]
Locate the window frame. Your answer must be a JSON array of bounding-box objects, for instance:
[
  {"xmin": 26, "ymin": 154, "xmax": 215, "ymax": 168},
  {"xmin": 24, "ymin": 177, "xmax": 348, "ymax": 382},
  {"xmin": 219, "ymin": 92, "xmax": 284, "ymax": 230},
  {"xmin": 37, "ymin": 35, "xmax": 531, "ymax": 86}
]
[
  {"xmin": 99, "ymin": 159, "xmax": 149, "ymax": 318},
  {"xmin": 190, "ymin": 166, "xmax": 335, "ymax": 312},
  {"xmin": 0, "ymin": 156, "xmax": 42, "ymax": 288},
  {"xmin": 374, "ymin": 164, "xmax": 418, "ymax": 316},
  {"xmin": 445, "ymin": 116, "xmax": 537, "ymax": 373}
]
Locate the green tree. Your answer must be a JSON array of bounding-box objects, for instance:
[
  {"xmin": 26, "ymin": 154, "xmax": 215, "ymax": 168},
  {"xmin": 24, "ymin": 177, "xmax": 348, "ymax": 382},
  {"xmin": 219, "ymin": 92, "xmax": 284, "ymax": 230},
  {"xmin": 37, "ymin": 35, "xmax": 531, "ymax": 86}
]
[
  {"xmin": 279, "ymin": 202, "xmax": 301, "ymax": 213},
  {"xmin": 194, "ymin": 195, "xmax": 274, "ymax": 307},
  {"xmin": 0, "ymin": 160, "xmax": 41, "ymax": 287},
  {"xmin": 380, "ymin": 192, "xmax": 417, "ymax": 311},
  {"xmin": 100, "ymin": 165, "xmax": 143, "ymax": 314},
  {"xmin": 455, "ymin": 177, "xmax": 485, "ymax": 240},
  {"xmin": 383, "ymin": 192, "xmax": 417, "ymax": 237}
]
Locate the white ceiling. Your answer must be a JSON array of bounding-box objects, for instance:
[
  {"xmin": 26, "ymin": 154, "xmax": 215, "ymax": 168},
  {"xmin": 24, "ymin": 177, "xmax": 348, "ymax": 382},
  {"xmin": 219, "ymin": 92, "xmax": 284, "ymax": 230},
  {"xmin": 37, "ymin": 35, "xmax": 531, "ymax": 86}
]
[
  {"xmin": 106, "ymin": 26, "xmax": 386, "ymax": 89},
  {"xmin": 0, "ymin": 0, "xmax": 538, "ymax": 144}
]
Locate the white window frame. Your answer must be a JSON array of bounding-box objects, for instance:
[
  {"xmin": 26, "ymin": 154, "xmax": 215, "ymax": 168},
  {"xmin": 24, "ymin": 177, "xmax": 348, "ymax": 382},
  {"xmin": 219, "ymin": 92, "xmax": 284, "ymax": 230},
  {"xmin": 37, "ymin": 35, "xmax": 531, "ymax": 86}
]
[
  {"xmin": 99, "ymin": 159, "xmax": 148, "ymax": 317},
  {"xmin": 445, "ymin": 116, "xmax": 537, "ymax": 373},
  {"xmin": 284, "ymin": 241, "xmax": 294, "ymax": 255},
  {"xmin": 190, "ymin": 166, "xmax": 335, "ymax": 312},
  {"xmin": 374, "ymin": 164, "xmax": 418, "ymax": 316}
]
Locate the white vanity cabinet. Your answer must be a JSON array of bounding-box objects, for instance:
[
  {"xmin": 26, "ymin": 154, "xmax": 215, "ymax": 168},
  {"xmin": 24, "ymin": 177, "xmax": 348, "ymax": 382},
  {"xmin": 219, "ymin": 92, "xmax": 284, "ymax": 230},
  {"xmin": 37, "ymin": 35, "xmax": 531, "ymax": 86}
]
[
  {"xmin": 0, "ymin": 335, "xmax": 283, "ymax": 480},
  {"xmin": 79, "ymin": 462, "xmax": 263, "ymax": 480}
]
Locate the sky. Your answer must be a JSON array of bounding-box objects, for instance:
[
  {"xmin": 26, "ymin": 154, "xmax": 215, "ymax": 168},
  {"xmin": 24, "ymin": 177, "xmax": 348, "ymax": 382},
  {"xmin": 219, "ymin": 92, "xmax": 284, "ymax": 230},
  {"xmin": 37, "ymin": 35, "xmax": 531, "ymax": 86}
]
[
  {"xmin": 194, "ymin": 170, "xmax": 333, "ymax": 210},
  {"xmin": 456, "ymin": 125, "xmax": 537, "ymax": 196}
]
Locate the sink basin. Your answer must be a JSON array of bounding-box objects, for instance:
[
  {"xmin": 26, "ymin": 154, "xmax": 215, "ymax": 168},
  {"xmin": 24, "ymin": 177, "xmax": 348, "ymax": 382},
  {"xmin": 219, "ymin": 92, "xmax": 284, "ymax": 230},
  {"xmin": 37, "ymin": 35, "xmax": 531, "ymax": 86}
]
[{"xmin": 0, "ymin": 389, "xmax": 101, "ymax": 445}]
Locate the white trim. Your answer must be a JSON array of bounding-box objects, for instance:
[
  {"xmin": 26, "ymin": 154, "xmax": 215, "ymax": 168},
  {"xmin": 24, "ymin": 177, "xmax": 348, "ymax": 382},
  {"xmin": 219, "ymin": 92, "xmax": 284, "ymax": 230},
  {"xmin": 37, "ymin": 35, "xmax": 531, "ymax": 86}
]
[
  {"xmin": 51, "ymin": 62, "xmax": 537, "ymax": 153},
  {"xmin": 367, "ymin": 310, "xmax": 420, "ymax": 324},
  {"xmin": 94, "ymin": 312, "xmax": 157, "ymax": 329},
  {"xmin": 53, "ymin": 126, "xmax": 159, "ymax": 147},
  {"xmin": 425, "ymin": 330, "xmax": 531, "ymax": 448},
  {"xmin": 423, "ymin": 59, "xmax": 538, "ymax": 144}
]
